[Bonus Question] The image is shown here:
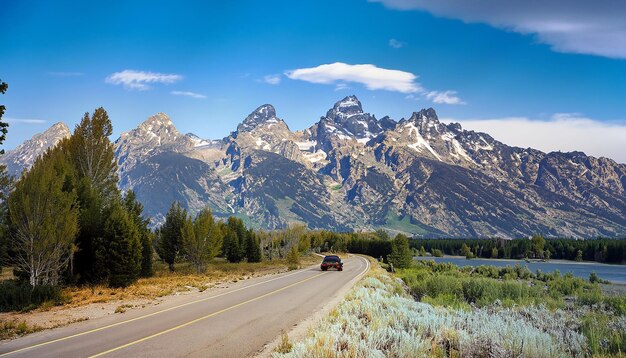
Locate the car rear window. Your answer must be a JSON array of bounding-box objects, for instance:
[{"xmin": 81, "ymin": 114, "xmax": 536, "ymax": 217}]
[{"xmin": 323, "ymin": 258, "xmax": 339, "ymax": 263}]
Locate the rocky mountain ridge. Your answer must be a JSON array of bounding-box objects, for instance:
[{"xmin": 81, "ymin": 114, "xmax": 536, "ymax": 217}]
[{"xmin": 2, "ymin": 96, "xmax": 625, "ymax": 238}]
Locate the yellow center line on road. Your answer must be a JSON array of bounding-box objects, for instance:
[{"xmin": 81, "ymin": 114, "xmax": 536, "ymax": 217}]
[
  {"xmin": 0, "ymin": 268, "xmax": 314, "ymax": 357},
  {"xmin": 88, "ymin": 272, "xmax": 328, "ymax": 358}
]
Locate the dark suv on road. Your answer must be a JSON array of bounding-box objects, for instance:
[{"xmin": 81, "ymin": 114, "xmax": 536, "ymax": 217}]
[{"xmin": 320, "ymin": 255, "xmax": 343, "ymax": 271}]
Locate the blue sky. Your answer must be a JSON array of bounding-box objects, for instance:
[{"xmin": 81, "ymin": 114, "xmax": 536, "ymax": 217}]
[{"xmin": 1, "ymin": 0, "xmax": 626, "ymax": 161}]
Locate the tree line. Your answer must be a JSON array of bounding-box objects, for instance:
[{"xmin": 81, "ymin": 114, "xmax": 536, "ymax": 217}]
[{"xmin": 410, "ymin": 237, "xmax": 626, "ymax": 264}]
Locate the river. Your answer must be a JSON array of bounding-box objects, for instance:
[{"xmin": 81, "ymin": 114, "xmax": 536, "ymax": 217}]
[{"xmin": 415, "ymin": 256, "xmax": 626, "ymax": 284}]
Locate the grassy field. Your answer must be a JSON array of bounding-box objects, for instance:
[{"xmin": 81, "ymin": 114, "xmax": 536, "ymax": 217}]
[{"xmin": 275, "ymin": 258, "xmax": 626, "ymax": 357}]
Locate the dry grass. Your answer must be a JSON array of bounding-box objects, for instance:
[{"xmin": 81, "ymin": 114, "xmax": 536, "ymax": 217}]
[
  {"xmin": 61, "ymin": 254, "xmax": 320, "ymax": 309},
  {"xmin": 0, "ymin": 267, "xmax": 15, "ymax": 282}
]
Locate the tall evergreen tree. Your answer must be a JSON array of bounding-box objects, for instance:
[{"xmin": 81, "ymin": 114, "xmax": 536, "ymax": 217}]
[
  {"xmin": 245, "ymin": 229, "xmax": 262, "ymax": 263},
  {"xmin": 223, "ymin": 217, "xmax": 246, "ymax": 263},
  {"xmin": 62, "ymin": 107, "xmax": 119, "ymax": 283},
  {"xmin": 72, "ymin": 177, "xmax": 106, "ymax": 282},
  {"xmin": 124, "ymin": 191, "xmax": 153, "ymax": 277},
  {"xmin": 66, "ymin": 107, "xmax": 118, "ymax": 198},
  {"xmin": 388, "ymin": 234, "xmax": 413, "ymax": 269},
  {"xmin": 7, "ymin": 147, "xmax": 79, "ymax": 286},
  {"xmin": 99, "ymin": 201, "xmax": 141, "ymax": 287},
  {"xmin": 156, "ymin": 202, "xmax": 186, "ymax": 271}
]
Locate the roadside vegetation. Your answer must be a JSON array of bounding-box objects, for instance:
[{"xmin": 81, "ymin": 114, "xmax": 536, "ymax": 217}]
[
  {"xmin": 412, "ymin": 236, "xmax": 626, "ymax": 263},
  {"xmin": 276, "ymin": 258, "xmax": 626, "ymax": 358}
]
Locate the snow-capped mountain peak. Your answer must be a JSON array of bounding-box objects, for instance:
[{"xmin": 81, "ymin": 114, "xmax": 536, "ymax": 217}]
[
  {"xmin": 328, "ymin": 95, "xmax": 363, "ymax": 119},
  {"xmin": 0, "ymin": 121, "xmax": 71, "ymax": 177},
  {"xmin": 237, "ymin": 104, "xmax": 280, "ymax": 132}
]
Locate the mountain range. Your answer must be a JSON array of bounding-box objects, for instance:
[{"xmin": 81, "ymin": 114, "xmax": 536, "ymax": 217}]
[{"xmin": 2, "ymin": 96, "xmax": 626, "ymax": 238}]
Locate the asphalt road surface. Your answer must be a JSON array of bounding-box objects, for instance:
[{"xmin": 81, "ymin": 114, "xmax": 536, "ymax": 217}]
[{"xmin": 0, "ymin": 255, "xmax": 369, "ymax": 358}]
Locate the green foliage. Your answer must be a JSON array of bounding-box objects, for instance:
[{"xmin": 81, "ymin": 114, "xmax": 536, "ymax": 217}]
[
  {"xmin": 245, "ymin": 229, "xmax": 262, "ymax": 263},
  {"xmin": 388, "ymin": 234, "xmax": 413, "ymax": 268},
  {"xmin": 287, "ymin": 245, "xmax": 299, "ymax": 270},
  {"xmin": 575, "ymin": 249, "xmax": 583, "ymax": 262},
  {"xmin": 181, "ymin": 208, "xmax": 222, "ymax": 272},
  {"xmin": 431, "ymin": 248, "xmax": 444, "ymax": 257},
  {"xmin": 7, "ymin": 147, "xmax": 78, "ymax": 286},
  {"xmin": 65, "ymin": 107, "xmax": 118, "ymax": 199},
  {"xmin": 581, "ymin": 312, "xmax": 626, "ymax": 356},
  {"xmin": 223, "ymin": 217, "xmax": 247, "ymax": 263},
  {"xmin": 100, "ymin": 201, "xmax": 141, "ymax": 287},
  {"xmin": 398, "ymin": 260, "xmax": 616, "ymax": 312},
  {"xmin": 123, "ymin": 191, "xmax": 153, "ymax": 277},
  {"xmin": 0, "ymin": 165, "xmax": 11, "ymax": 263},
  {"xmin": 0, "ymin": 280, "xmax": 65, "ymax": 312},
  {"xmin": 411, "ymin": 237, "xmax": 626, "ymax": 264},
  {"xmin": 156, "ymin": 202, "xmax": 186, "ymax": 271},
  {"xmin": 490, "ymin": 246, "xmax": 498, "ymax": 258},
  {"xmin": 531, "ymin": 234, "xmax": 546, "ymax": 258}
]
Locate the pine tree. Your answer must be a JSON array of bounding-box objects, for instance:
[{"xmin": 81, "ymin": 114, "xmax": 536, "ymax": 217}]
[
  {"xmin": 65, "ymin": 108, "xmax": 118, "ymax": 198},
  {"xmin": 7, "ymin": 147, "xmax": 79, "ymax": 286},
  {"xmin": 99, "ymin": 201, "xmax": 141, "ymax": 287},
  {"xmin": 388, "ymin": 234, "xmax": 413, "ymax": 269},
  {"xmin": 73, "ymin": 177, "xmax": 106, "ymax": 282},
  {"xmin": 223, "ymin": 217, "xmax": 246, "ymax": 262},
  {"xmin": 62, "ymin": 107, "xmax": 120, "ymax": 283},
  {"xmin": 124, "ymin": 191, "xmax": 153, "ymax": 277},
  {"xmin": 246, "ymin": 229, "xmax": 262, "ymax": 263},
  {"xmin": 156, "ymin": 202, "xmax": 186, "ymax": 271}
]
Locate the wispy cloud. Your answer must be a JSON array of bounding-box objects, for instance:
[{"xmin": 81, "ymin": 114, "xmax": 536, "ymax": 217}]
[
  {"xmin": 47, "ymin": 71, "xmax": 84, "ymax": 77},
  {"xmin": 105, "ymin": 70, "xmax": 182, "ymax": 91},
  {"xmin": 170, "ymin": 90, "xmax": 207, "ymax": 99},
  {"xmin": 286, "ymin": 62, "xmax": 464, "ymax": 104},
  {"xmin": 389, "ymin": 38, "xmax": 405, "ymax": 48},
  {"xmin": 5, "ymin": 117, "xmax": 47, "ymax": 124},
  {"xmin": 426, "ymin": 90, "xmax": 466, "ymax": 105},
  {"xmin": 286, "ymin": 62, "xmax": 422, "ymax": 94},
  {"xmin": 371, "ymin": 0, "xmax": 626, "ymax": 59},
  {"xmin": 261, "ymin": 74, "xmax": 281, "ymax": 85},
  {"xmin": 445, "ymin": 113, "xmax": 626, "ymax": 163}
]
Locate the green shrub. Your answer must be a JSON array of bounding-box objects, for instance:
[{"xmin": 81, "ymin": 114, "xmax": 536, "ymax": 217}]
[{"xmin": 0, "ymin": 280, "xmax": 66, "ymax": 312}]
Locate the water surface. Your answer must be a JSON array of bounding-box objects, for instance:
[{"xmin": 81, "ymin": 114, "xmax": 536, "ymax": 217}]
[{"xmin": 415, "ymin": 256, "xmax": 626, "ymax": 284}]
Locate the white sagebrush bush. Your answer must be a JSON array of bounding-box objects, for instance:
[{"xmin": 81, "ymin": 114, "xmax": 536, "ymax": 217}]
[{"xmin": 274, "ymin": 269, "xmax": 587, "ymax": 358}]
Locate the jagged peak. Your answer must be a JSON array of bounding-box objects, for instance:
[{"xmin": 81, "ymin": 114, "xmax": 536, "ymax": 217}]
[
  {"xmin": 237, "ymin": 104, "xmax": 280, "ymax": 132},
  {"xmin": 327, "ymin": 95, "xmax": 363, "ymax": 118},
  {"xmin": 409, "ymin": 108, "xmax": 439, "ymax": 124}
]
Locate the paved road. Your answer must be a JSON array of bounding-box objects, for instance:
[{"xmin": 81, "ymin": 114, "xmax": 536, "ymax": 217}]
[{"xmin": 0, "ymin": 255, "xmax": 369, "ymax": 358}]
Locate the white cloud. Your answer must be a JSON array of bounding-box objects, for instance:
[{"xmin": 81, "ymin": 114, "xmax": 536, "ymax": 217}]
[
  {"xmin": 445, "ymin": 113, "xmax": 626, "ymax": 163},
  {"xmin": 170, "ymin": 91, "xmax": 207, "ymax": 99},
  {"xmin": 105, "ymin": 70, "xmax": 182, "ymax": 91},
  {"xmin": 5, "ymin": 117, "xmax": 47, "ymax": 124},
  {"xmin": 389, "ymin": 38, "xmax": 405, "ymax": 48},
  {"xmin": 370, "ymin": 0, "xmax": 626, "ymax": 59},
  {"xmin": 285, "ymin": 62, "xmax": 422, "ymax": 94},
  {"xmin": 426, "ymin": 90, "xmax": 466, "ymax": 105},
  {"xmin": 262, "ymin": 74, "xmax": 281, "ymax": 85}
]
